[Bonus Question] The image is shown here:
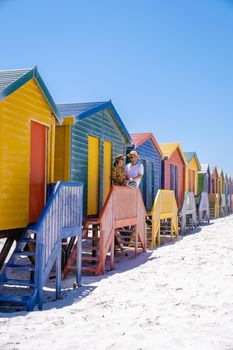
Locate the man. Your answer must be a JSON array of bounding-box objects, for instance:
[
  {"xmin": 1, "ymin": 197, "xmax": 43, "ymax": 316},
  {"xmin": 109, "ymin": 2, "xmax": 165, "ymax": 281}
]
[{"xmin": 125, "ymin": 150, "xmax": 144, "ymax": 188}]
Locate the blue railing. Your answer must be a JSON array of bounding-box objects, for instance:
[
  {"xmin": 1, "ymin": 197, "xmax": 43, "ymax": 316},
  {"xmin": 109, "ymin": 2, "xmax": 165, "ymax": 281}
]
[{"xmin": 34, "ymin": 181, "xmax": 83, "ymax": 309}]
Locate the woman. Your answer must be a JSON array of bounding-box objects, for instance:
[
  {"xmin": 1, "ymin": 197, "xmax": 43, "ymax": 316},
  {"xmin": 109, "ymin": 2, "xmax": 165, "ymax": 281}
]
[{"xmin": 111, "ymin": 154, "xmax": 127, "ymax": 186}]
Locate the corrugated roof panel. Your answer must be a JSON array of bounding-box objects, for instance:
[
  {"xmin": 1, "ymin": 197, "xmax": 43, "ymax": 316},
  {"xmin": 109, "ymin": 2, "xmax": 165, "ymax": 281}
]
[
  {"xmin": 0, "ymin": 68, "xmax": 31, "ymax": 92},
  {"xmin": 131, "ymin": 132, "xmax": 163, "ymax": 158},
  {"xmin": 200, "ymin": 164, "xmax": 209, "ymax": 174},
  {"xmin": 131, "ymin": 133, "xmax": 149, "ymax": 147},
  {"xmin": 159, "ymin": 143, "xmax": 179, "ymax": 158},
  {"xmin": 57, "ymin": 100, "xmax": 131, "ymax": 144},
  {"xmin": 210, "ymin": 165, "xmax": 218, "ymax": 176},
  {"xmin": 0, "ymin": 66, "xmax": 61, "ymax": 123},
  {"xmin": 57, "ymin": 102, "xmax": 106, "ymax": 118},
  {"xmin": 184, "ymin": 152, "xmax": 196, "ymax": 164},
  {"xmin": 159, "ymin": 142, "xmax": 187, "ymax": 165}
]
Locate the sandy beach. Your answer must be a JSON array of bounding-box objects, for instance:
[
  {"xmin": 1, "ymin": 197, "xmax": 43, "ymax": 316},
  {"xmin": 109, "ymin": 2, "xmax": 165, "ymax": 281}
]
[{"xmin": 1, "ymin": 215, "xmax": 233, "ymax": 350}]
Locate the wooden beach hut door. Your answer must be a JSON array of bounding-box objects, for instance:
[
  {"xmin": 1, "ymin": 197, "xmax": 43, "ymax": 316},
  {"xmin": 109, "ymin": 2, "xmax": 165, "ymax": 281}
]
[
  {"xmin": 189, "ymin": 169, "xmax": 195, "ymax": 192},
  {"xmin": 29, "ymin": 121, "xmax": 47, "ymax": 223},
  {"xmin": 208, "ymin": 175, "xmax": 211, "ymax": 193},
  {"xmin": 103, "ymin": 140, "xmax": 112, "ymax": 204},
  {"xmin": 88, "ymin": 136, "xmax": 100, "ymax": 216},
  {"xmin": 170, "ymin": 164, "xmax": 174, "ymax": 191},
  {"xmin": 139, "ymin": 160, "xmax": 147, "ymax": 206},
  {"xmin": 174, "ymin": 166, "xmax": 178, "ymax": 202},
  {"xmin": 147, "ymin": 161, "xmax": 154, "ymax": 211}
]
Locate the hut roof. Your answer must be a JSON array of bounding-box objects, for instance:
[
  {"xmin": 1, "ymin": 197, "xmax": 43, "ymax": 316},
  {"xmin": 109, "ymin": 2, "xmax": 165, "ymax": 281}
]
[
  {"xmin": 57, "ymin": 100, "xmax": 131, "ymax": 143},
  {"xmin": 218, "ymin": 168, "xmax": 224, "ymax": 178},
  {"xmin": 199, "ymin": 164, "xmax": 210, "ymax": 174},
  {"xmin": 184, "ymin": 152, "xmax": 201, "ymax": 170},
  {"xmin": 210, "ymin": 165, "xmax": 219, "ymax": 176},
  {"xmin": 0, "ymin": 66, "xmax": 61, "ymax": 123},
  {"xmin": 131, "ymin": 132, "xmax": 163, "ymax": 158},
  {"xmin": 159, "ymin": 142, "xmax": 186, "ymax": 164}
]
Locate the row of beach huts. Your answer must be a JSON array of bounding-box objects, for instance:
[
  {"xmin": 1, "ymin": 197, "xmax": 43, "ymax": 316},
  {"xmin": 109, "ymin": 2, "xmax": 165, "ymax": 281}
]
[{"xmin": 0, "ymin": 66, "xmax": 232, "ymax": 311}]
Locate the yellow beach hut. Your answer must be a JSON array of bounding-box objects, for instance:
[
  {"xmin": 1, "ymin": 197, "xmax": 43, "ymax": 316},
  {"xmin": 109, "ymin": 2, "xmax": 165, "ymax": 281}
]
[
  {"xmin": 183, "ymin": 152, "xmax": 201, "ymax": 196},
  {"xmin": 0, "ymin": 67, "xmax": 61, "ymax": 232}
]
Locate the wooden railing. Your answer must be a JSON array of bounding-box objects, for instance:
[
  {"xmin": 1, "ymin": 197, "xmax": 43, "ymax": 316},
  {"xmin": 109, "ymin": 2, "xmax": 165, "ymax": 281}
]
[
  {"xmin": 34, "ymin": 182, "xmax": 83, "ymax": 308},
  {"xmin": 226, "ymin": 194, "xmax": 231, "ymax": 213},
  {"xmin": 220, "ymin": 194, "xmax": 226, "ymax": 217},
  {"xmin": 96, "ymin": 186, "xmax": 147, "ymax": 274},
  {"xmin": 180, "ymin": 192, "xmax": 197, "ymax": 234},
  {"xmin": 151, "ymin": 190, "xmax": 178, "ymax": 247},
  {"xmin": 196, "ymin": 192, "xmax": 210, "ymax": 224},
  {"xmin": 208, "ymin": 193, "xmax": 220, "ymax": 219}
]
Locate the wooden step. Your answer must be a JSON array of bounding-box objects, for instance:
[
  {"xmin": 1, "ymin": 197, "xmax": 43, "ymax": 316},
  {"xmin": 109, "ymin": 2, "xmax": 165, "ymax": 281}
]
[
  {"xmin": 82, "ymin": 246, "xmax": 99, "ymax": 252},
  {"xmin": 83, "ymin": 227, "xmax": 100, "ymax": 231},
  {"xmin": 85, "ymin": 220, "xmax": 100, "ymax": 225},
  {"xmin": 118, "ymin": 234, "xmax": 133, "ymax": 239},
  {"xmin": 0, "ymin": 295, "xmax": 31, "ymax": 305},
  {"xmin": 81, "ymin": 266, "xmax": 97, "ymax": 273},
  {"xmin": 14, "ymin": 250, "xmax": 36, "ymax": 257},
  {"xmin": 83, "ymin": 237, "xmax": 99, "ymax": 241},
  {"xmin": 82, "ymin": 256, "xmax": 99, "ymax": 262},
  {"xmin": 20, "ymin": 238, "xmax": 36, "ymax": 243},
  {"xmin": 0, "ymin": 279, "xmax": 35, "ymax": 287},
  {"xmin": 66, "ymin": 265, "xmax": 97, "ymax": 273},
  {"xmin": 6, "ymin": 264, "xmax": 35, "ymax": 271}
]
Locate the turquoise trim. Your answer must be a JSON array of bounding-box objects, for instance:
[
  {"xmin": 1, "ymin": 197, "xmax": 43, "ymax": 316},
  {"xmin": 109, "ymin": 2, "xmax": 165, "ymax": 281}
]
[
  {"xmin": 0, "ymin": 66, "xmax": 61, "ymax": 124},
  {"xmin": 59, "ymin": 100, "xmax": 131, "ymax": 144}
]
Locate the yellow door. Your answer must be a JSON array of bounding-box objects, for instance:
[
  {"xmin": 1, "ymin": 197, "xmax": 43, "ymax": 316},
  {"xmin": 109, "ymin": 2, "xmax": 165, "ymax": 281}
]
[
  {"xmin": 103, "ymin": 141, "xmax": 112, "ymax": 204},
  {"xmin": 88, "ymin": 136, "xmax": 100, "ymax": 215}
]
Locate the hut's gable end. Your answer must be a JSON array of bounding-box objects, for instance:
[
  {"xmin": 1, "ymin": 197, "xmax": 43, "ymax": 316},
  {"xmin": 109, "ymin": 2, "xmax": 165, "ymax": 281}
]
[
  {"xmin": 169, "ymin": 148, "xmax": 185, "ymax": 209},
  {"xmin": 188, "ymin": 157, "xmax": 199, "ymax": 171},
  {"xmin": 0, "ymin": 78, "xmax": 56, "ymax": 230},
  {"xmin": 169, "ymin": 148, "xmax": 186, "ymax": 167},
  {"xmin": 70, "ymin": 110, "xmax": 126, "ymax": 216},
  {"xmin": 102, "ymin": 109, "xmax": 127, "ymax": 155},
  {"xmin": 210, "ymin": 167, "xmax": 219, "ymax": 194},
  {"xmin": 136, "ymin": 138, "xmax": 162, "ymax": 194},
  {"xmin": 105, "ymin": 109, "xmax": 128, "ymax": 144}
]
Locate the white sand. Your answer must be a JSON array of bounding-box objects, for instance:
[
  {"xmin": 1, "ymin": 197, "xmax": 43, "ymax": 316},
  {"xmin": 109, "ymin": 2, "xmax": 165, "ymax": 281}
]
[{"xmin": 1, "ymin": 216, "xmax": 233, "ymax": 350}]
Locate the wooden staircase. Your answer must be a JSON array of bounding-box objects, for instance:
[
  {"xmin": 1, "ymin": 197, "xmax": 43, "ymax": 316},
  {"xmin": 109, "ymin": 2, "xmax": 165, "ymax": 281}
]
[
  {"xmin": 116, "ymin": 226, "xmax": 145, "ymax": 251},
  {"xmin": 146, "ymin": 215, "xmax": 153, "ymax": 247},
  {"xmin": 180, "ymin": 192, "xmax": 197, "ymax": 234},
  {"xmin": 208, "ymin": 194, "xmax": 220, "ymax": 219},
  {"xmin": 64, "ymin": 186, "xmax": 147, "ymax": 277},
  {"xmin": 209, "ymin": 206, "xmax": 215, "ymax": 219},
  {"xmin": 0, "ymin": 182, "xmax": 83, "ymax": 311},
  {"xmin": 0, "ymin": 229, "xmax": 37, "ymax": 312},
  {"xmin": 64, "ymin": 219, "xmax": 103, "ymax": 276},
  {"xmin": 220, "ymin": 194, "xmax": 226, "ymax": 217},
  {"xmin": 196, "ymin": 192, "xmax": 210, "ymax": 225},
  {"xmin": 150, "ymin": 190, "xmax": 178, "ymax": 247}
]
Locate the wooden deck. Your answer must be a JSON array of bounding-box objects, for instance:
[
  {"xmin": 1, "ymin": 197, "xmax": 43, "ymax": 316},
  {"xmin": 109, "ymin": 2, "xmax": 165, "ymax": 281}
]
[
  {"xmin": 149, "ymin": 190, "xmax": 178, "ymax": 247},
  {"xmin": 64, "ymin": 186, "xmax": 147, "ymax": 276}
]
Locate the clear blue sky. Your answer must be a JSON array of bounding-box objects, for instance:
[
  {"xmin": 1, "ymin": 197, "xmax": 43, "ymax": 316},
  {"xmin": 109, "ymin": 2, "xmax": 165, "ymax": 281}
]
[{"xmin": 1, "ymin": 0, "xmax": 233, "ymax": 174}]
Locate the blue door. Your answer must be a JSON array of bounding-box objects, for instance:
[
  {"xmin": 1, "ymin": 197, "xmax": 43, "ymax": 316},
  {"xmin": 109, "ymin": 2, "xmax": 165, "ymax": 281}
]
[
  {"xmin": 170, "ymin": 164, "xmax": 174, "ymax": 190},
  {"xmin": 139, "ymin": 159, "xmax": 147, "ymax": 206},
  {"xmin": 174, "ymin": 165, "xmax": 178, "ymax": 202},
  {"xmin": 147, "ymin": 161, "xmax": 154, "ymax": 211}
]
